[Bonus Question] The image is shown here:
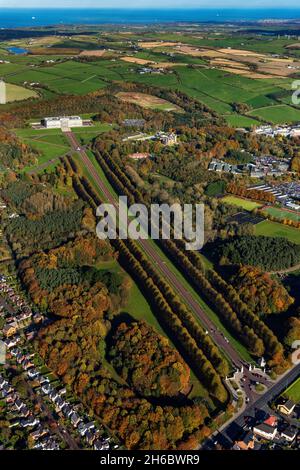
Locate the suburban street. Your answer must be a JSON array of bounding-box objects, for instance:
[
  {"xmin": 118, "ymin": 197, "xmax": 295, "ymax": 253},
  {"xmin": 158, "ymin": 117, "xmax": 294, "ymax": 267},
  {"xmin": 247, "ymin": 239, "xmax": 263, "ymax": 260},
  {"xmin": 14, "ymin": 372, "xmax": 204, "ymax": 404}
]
[{"xmin": 204, "ymin": 363, "xmax": 300, "ymax": 449}]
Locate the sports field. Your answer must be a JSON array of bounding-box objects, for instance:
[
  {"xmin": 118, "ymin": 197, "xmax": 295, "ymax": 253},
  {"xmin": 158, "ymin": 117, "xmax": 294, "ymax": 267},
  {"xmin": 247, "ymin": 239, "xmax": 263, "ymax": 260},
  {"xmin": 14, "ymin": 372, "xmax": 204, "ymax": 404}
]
[
  {"xmin": 283, "ymin": 377, "xmax": 300, "ymax": 403},
  {"xmin": 222, "ymin": 195, "xmax": 263, "ymax": 211},
  {"xmin": 262, "ymin": 206, "xmax": 300, "ymax": 223},
  {"xmin": 254, "ymin": 220, "xmax": 300, "ymax": 244}
]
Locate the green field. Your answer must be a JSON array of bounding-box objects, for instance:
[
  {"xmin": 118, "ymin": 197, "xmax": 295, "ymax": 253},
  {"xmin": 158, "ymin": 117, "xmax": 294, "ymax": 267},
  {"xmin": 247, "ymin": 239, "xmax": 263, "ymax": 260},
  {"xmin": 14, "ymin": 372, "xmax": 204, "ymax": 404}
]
[
  {"xmin": 15, "ymin": 122, "xmax": 113, "ymax": 171},
  {"xmin": 0, "ymin": 52, "xmax": 298, "ymax": 124},
  {"xmin": 223, "ymin": 114, "xmax": 261, "ymax": 128},
  {"xmin": 15, "ymin": 128, "xmax": 70, "ymax": 170},
  {"xmin": 4, "ymin": 83, "xmax": 38, "ymax": 102},
  {"xmin": 247, "ymin": 104, "xmax": 300, "ymax": 124},
  {"xmin": 262, "ymin": 206, "xmax": 300, "ymax": 223},
  {"xmin": 2, "ymin": 59, "xmax": 133, "ymax": 96},
  {"xmin": 222, "ymin": 195, "xmax": 263, "ymax": 211},
  {"xmin": 254, "ymin": 220, "xmax": 300, "ymax": 244},
  {"xmin": 129, "ymin": 65, "xmax": 298, "ymax": 125},
  {"xmin": 283, "ymin": 377, "xmax": 300, "ymax": 403},
  {"xmin": 130, "ymin": 33, "xmax": 300, "ymax": 57}
]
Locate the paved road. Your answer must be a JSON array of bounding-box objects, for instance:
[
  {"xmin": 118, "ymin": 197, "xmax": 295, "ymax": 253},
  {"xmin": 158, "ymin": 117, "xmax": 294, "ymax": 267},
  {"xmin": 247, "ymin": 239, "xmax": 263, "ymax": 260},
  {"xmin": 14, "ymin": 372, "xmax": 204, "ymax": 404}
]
[
  {"xmin": 25, "ymin": 379, "xmax": 80, "ymax": 450},
  {"xmin": 269, "ymin": 262, "xmax": 300, "ymax": 275},
  {"xmin": 27, "ymin": 157, "xmax": 60, "ymax": 175},
  {"xmin": 65, "ymin": 131, "xmax": 244, "ymax": 369},
  {"xmin": 65, "ymin": 131, "xmax": 297, "ymax": 420},
  {"xmin": 205, "ymin": 363, "xmax": 300, "ymax": 449}
]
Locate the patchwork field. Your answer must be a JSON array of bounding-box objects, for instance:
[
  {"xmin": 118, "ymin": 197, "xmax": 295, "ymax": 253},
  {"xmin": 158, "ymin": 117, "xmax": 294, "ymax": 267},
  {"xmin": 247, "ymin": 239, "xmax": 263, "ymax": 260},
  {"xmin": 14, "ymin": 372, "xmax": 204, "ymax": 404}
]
[
  {"xmin": 2, "ymin": 60, "xmax": 124, "ymax": 95},
  {"xmin": 121, "ymin": 56, "xmax": 184, "ymax": 68},
  {"xmin": 134, "ymin": 32, "xmax": 300, "ymax": 57},
  {"xmin": 79, "ymin": 50, "xmax": 106, "ymax": 57},
  {"xmin": 222, "ymin": 195, "xmax": 263, "ymax": 211},
  {"xmin": 254, "ymin": 220, "xmax": 300, "ymax": 244},
  {"xmin": 0, "ymin": 33, "xmax": 299, "ymax": 125},
  {"xmin": 150, "ymin": 44, "xmax": 300, "ymax": 78}
]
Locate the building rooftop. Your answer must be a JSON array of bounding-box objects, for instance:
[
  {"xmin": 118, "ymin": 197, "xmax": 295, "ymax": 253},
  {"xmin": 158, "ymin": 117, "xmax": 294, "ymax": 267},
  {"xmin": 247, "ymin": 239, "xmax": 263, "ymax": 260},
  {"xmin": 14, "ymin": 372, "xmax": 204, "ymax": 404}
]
[{"xmin": 44, "ymin": 116, "xmax": 81, "ymax": 121}]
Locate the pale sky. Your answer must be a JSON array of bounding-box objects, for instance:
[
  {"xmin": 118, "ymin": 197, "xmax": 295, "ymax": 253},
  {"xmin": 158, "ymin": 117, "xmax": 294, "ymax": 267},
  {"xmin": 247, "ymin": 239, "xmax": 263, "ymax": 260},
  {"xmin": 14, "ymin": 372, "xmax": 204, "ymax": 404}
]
[{"xmin": 1, "ymin": 1, "xmax": 300, "ymax": 8}]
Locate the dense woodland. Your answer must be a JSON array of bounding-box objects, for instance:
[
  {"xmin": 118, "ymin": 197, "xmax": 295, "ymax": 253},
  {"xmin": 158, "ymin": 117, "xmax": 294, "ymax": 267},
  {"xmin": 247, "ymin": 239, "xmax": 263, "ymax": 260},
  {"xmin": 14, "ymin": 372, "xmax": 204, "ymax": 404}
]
[
  {"xmin": 208, "ymin": 236, "xmax": 300, "ymax": 271},
  {"xmin": 1, "ymin": 80, "xmax": 300, "ymax": 448},
  {"xmin": 0, "ymin": 126, "xmax": 38, "ymax": 170},
  {"xmin": 91, "ymin": 141, "xmax": 292, "ymax": 372},
  {"xmin": 108, "ymin": 321, "xmax": 191, "ymax": 398},
  {"xmin": 1, "ymin": 177, "xmax": 213, "ymax": 449},
  {"xmin": 229, "ymin": 266, "xmax": 294, "ymax": 317}
]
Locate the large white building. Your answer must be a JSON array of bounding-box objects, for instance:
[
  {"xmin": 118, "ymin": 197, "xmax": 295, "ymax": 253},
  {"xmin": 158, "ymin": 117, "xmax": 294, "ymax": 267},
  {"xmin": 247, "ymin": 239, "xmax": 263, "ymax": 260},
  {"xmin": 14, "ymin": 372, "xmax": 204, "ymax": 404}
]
[{"xmin": 41, "ymin": 116, "xmax": 83, "ymax": 129}]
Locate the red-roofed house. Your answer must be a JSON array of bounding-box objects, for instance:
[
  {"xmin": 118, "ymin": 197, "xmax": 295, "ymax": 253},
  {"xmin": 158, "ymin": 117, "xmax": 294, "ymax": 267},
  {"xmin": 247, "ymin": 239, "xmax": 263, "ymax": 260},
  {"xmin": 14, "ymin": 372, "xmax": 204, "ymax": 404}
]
[{"xmin": 264, "ymin": 416, "xmax": 277, "ymax": 427}]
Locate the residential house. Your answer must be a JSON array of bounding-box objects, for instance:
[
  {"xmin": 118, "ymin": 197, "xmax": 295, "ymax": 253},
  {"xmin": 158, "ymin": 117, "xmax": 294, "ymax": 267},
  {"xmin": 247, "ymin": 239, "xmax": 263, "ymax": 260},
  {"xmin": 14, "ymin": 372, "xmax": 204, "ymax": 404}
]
[
  {"xmin": 234, "ymin": 431, "xmax": 255, "ymax": 450},
  {"xmin": 70, "ymin": 412, "xmax": 81, "ymax": 427},
  {"xmin": 281, "ymin": 426, "xmax": 297, "ymax": 442},
  {"xmin": 253, "ymin": 423, "xmax": 277, "ymax": 440},
  {"xmin": 277, "ymin": 399, "xmax": 296, "ymax": 416},
  {"xmin": 264, "ymin": 416, "xmax": 277, "ymax": 427},
  {"xmin": 30, "ymin": 427, "xmax": 49, "ymax": 441},
  {"xmin": 3, "ymin": 322, "xmax": 18, "ymax": 337}
]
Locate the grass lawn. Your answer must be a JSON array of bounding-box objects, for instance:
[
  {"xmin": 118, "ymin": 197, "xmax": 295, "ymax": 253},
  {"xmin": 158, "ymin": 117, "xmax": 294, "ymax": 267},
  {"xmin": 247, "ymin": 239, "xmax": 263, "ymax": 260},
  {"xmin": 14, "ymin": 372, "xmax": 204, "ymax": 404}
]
[
  {"xmin": 72, "ymin": 122, "xmax": 113, "ymax": 144},
  {"xmin": 262, "ymin": 206, "xmax": 300, "ymax": 223},
  {"xmin": 15, "ymin": 123, "xmax": 113, "ymax": 172},
  {"xmin": 4, "ymin": 83, "xmax": 38, "ymax": 102},
  {"xmin": 283, "ymin": 377, "xmax": 300, "ymax": 403},
  {"xmin": 15, "ymin": 129, "xmax": 70, "ymax": 172},
  {"xmin": 254, "ymin": 220, "xmax": 300, "ymax": 244},
  {"xmin": 222, "ymin": 195, "xmax": 263, "ymax": 211}
]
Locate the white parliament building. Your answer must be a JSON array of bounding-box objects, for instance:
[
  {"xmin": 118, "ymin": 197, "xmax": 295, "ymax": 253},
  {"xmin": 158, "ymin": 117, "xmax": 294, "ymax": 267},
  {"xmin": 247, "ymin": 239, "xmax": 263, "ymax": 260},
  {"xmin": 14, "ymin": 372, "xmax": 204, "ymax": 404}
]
[{"xmin": 41, "ymin": 116, "xmax": 84, "ymax": 129}]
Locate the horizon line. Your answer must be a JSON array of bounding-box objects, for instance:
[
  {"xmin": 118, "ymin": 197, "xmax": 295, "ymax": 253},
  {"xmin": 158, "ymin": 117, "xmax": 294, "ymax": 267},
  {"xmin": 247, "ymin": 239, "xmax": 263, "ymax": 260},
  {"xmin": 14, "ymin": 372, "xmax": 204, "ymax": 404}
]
[{"xmin": 2, "ymin": 6, "xmax": 300, "ymax": 10}]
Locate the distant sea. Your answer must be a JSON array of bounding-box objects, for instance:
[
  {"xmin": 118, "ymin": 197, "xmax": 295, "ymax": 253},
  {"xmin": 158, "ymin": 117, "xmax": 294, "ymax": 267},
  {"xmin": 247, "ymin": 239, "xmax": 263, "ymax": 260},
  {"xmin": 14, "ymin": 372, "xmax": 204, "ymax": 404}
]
[{"xmin": 1, "ymin": 8, "xmax": 300, "ymax": 28}]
